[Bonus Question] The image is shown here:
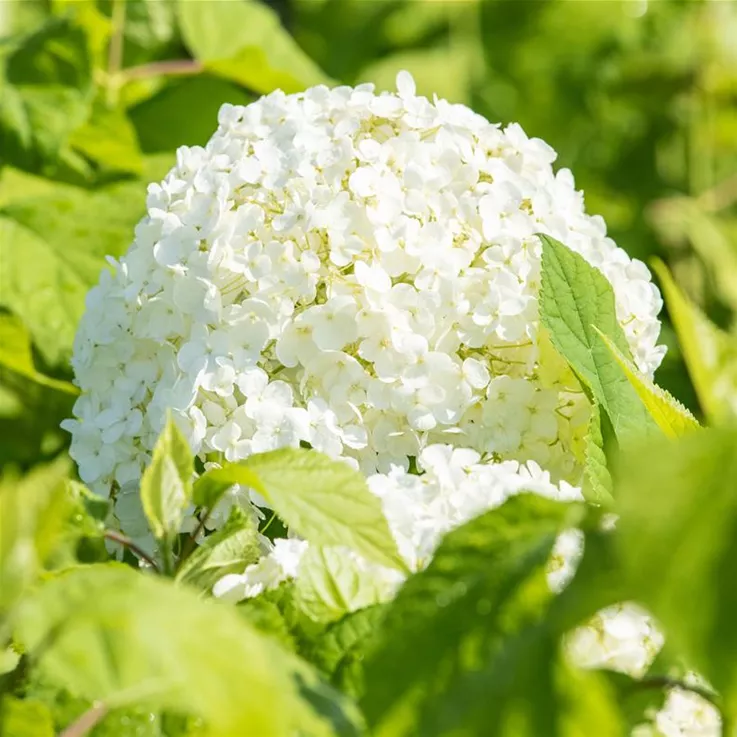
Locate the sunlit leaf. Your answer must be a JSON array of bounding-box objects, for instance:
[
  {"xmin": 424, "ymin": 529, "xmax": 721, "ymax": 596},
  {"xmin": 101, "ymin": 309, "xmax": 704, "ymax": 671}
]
[
  {"xmin": 16, "ymin": 564, "xmax": 361, "ymax": 737},
  {"xmin": 295, "ymin": 546, "xmax": 386, "ymax": 624},
  {"xmin": 538, "ymin": 233, "xmax": 659, "ymax": 446},
  {"xmin": 596, "ymin": 328, "xmax": 700, "ymax": 438},
  {"xmin": 177, "ymin": 0, "xmax": 329, "ymax": 94},
  {"xmin": 140, "ymin": 414, "xmax": 194, "ymax": 543}
]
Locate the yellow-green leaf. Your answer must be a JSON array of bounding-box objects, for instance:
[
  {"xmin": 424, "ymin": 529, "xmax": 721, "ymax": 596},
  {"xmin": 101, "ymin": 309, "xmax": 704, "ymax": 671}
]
[
  {"xmin": 652, "ymin": 258, "xmax": 737, "ymax": 423},
  {"xmin": 0, "ymin": 314, "xmax": 78, "ymax": 395},
  {"xmin": 596, "ymin": 328, "xmax": 700, "ymax": 439}
]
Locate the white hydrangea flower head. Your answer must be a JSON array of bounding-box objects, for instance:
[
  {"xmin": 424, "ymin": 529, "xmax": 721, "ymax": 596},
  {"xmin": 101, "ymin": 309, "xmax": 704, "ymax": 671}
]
[
  {"xmin": 566, "ymin": 602, "xmax": 665, "ymax": 678},
  {"xmin": 63, "ymin": 71, "xmax": 664, "ymax": 511},
  {"xmin": 213, "ymin": 442, "xmax": 584, "ymax": 604},
  {"xmin": 650, "ymin": 683, "xmax": 721, "ymax": 737}
]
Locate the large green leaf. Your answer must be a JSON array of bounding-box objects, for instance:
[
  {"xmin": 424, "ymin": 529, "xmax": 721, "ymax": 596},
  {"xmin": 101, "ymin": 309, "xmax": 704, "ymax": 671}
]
[
  {"xmin": 68, "ymin": 100, "xmax": 144, "ymax": 177},
  {"xmin": 538, "ymin": 234, "xmax": 659, "ymax": 446},
  {"xmin": 305, "ymin": 605, "xmax": 387, "ymax": 699},
  {"xmin": 140, "ymin": 415, "xmax": 194, "ymax": 544},
  {"xmin": 360, "ymin": 495, "xmax": 620, "ymax": 736},
  {"xmin": 295, "ymin": 546, "xmax": 386, "ymax": 624},
  {"xmin": 15, "ymin": 564, "xmax": 361, "ymax": 737},
  {"xmin": 0, "ymin": 697, "xmax": 54, "ymax": 737},
  {"xmin": 0, "ymin": 169, "xmax": 151, "ymax": 364},
  {"xmin": 244, "ymin": 449, "xmax": 406, "ymax": 572},
  {"xmin": 0, "ymin": 17, "xmax": 93, "ymax": 174},
  {"xmin": 129, "ymin": 75, "xmax": 251, "ymax": 153},
  {"xmin": 192, "ymin": 450, "xmax": 405, "ymax": 572},
  {"xmin": 177, "ymin": 0, "xmax": 329, "ymax": 94},
  {"xmin": 615, "ymin": 427, "xmax": 737, "ymax": 716},
  {"xmin": 0, "ymin": 457, "xmax": 72, "ymax": 616}
]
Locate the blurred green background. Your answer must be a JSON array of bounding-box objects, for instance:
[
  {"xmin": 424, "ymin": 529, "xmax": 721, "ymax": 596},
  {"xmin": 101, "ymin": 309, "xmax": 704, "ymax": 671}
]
[{"xmin": 1, "ymin": 0, "xmax": 737, "ymax": 472}]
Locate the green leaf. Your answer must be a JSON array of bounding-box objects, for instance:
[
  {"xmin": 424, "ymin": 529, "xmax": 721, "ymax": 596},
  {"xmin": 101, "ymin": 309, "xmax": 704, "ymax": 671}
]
[
  {"xmin": 244, "ymin": 449, "xmax": 406, "ymax": 573},
  {"xmin": 305, "ymin": 605, "xmax": 387, "ymax": 698},
  {"xmin": 175, "ymin": 508, "xmax": 260, "ymax": 592},
  {"xmin": 538, "ymin": 233, "xmax": 659, "ymax": 446},
  {"xmin": 191, "ymin": 464, "xmax": 262, "ymax": 510},
  {"xmin": 295, "ymin": 546, "xmax": 385, "ymax": 624},
  {"xmin": 68, "ymin": 101, "xmax": 144, "ymax": 177},
  {"xmin": 0, "ymin": 314, "xmax": 77, "ymax": 395},
  {"xmin": 361, "ymin": 494, "xmax": 610, "ymax": 736},
  {"xmin": 236, "ymin": 596, "xmax": 296, "ymax": 652},
  {"xmin": 16, "ymin": 564, "xmax": 361, "ymax": 737},
  {"xmin": 129, "ymin": 76, "xmax": 251, "ymax": 153},
  {"xmin": 0, "ymin": 696, "xmax": 54, "ymax": 737},
  {"xmin": 177, "ymin": 0, "xmax": 329, "ymax": 94},
  {"xmin": 0, "ymin": 171, "xmax": 150, "ymax": 365},
  {"xmin": 581, "ymin": 401, "xmax": 614, "ymax": 507},
  {"xmin": 652, "ymin": 258, "xmax": 737, "ymax": 423},
  {"xmin": 0, "ymin": 17, "xmax": 93, "ymax": 174},
  {"xmin": 596, "ymin": 328, "xmax": 700, "ymax": 438},
  {"xmin": 140, "ymin": 415, "xmax": 194, "ymax": 543},
  {"xmin": 0, "ymin": 457, "xmax": 73, "ymax": 616},
  {"xmin": 615, "ymin": 427, "xmax": 737, "ymax": 716}
]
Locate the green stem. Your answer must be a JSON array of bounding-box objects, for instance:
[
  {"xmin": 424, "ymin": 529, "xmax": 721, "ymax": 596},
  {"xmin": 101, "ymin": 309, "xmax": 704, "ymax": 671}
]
[
  {"xmin": 106, "ymin": 0, "xmax": 127, "ymax": 106},
  {"xmin": 118, "ymin": 59, "xmax": 204, "ymax": 84}
]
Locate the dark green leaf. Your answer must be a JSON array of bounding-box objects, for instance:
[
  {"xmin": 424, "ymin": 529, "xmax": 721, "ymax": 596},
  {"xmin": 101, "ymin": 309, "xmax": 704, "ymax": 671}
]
[
  {"xmin": 615, "ymin": 427, "xmax": 737, "ymax": 716},
  {"xmin": 360, "ymin": 495, "xmax": 613, "ymax": 736},
  {"xmin": 0, "ymin": 17, "xmax": 93, "ymax": 174},
  {"xmin": 175, "ymin": 508, "xmax": 260, "ymax": 592},
  {"xmin": 130, "ymin": 76, "xmax": 250, "ymax": 153}
]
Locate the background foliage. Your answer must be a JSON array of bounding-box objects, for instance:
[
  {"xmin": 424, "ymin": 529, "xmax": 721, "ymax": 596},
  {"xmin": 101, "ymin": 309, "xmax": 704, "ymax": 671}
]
[
  {"xmin": 2, "ymin": 1, "xmax": 737, "ymax": 736},
  {"xmin": 2, "ymin": 0, "xmax": 737, "ymax": 472}
]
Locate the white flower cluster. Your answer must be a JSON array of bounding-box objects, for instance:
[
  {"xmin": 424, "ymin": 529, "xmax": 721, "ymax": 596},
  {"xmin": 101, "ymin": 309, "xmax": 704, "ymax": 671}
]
[
  {"xmin": 649, "ymin": 685, "xmax": 721, "ymax": 737},
  {"xmin": 214, "ymin": 442, "xmax": 583, "ymax": 601},
  {"xmin": 63, "ymin": 71, "xmax": 664, "ymax": 505}
]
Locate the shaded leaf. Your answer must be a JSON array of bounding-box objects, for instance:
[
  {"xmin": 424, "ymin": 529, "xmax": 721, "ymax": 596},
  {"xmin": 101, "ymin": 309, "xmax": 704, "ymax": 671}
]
[
  {"xmin": 615, "ymin": 427, "xmax": 737, "ymax": 716},
  {"xmin": 175, "ymin": 508, "xmax": 260, "ymax": 592},
  {"xmin": 360, "ymin": 495, "xmax": 610, "ymax": 736},
  {"xmin": 0, "ymin": 314, "xmax": 77, "ymax": 395},
  {"xmin": 582, "ymin": 401, "xmax": 614, "ymax": 507},
  {"xmin": 0, "ymin": 17, "xmax": 93, "ymax": 174},
  {"xmin": 129, "ymin": 75, "xmax": 250, "ymax": 153}
]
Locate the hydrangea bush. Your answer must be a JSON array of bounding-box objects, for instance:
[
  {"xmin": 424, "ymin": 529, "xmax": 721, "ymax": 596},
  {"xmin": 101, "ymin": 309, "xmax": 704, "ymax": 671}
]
[{"xmin": 18, "ymin": 73, "xmax": 721, "ymax": 737}]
